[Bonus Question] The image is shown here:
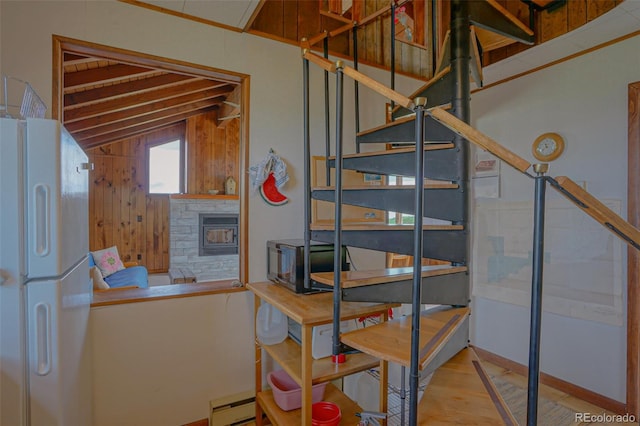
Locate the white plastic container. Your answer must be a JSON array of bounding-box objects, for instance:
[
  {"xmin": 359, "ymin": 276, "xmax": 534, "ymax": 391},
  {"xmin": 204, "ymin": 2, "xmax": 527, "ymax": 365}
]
[{"xmin": 256, "ymin": 302, "xmax": 288, "ymax": 345}]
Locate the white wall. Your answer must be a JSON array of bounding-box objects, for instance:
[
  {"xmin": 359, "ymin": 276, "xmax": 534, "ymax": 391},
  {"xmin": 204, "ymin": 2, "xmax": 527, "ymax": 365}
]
[
  {"xmin": 470, "ymin": 34, "xmax": 640, "ymax": 402},
  {"xmin": 91, "ymin": 293, "xmax": 254, "ymax": 425}
]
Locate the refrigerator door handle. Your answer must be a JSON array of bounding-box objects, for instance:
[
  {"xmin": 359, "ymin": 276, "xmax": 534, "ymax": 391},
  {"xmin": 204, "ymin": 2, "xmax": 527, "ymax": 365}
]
[
  {"xmin": 33, "ymin": 183, "xmax": 50, "ymax": 257},
  {"xmin": 34, "ymin": 302, "xmax": 52, "ymax": 376}
]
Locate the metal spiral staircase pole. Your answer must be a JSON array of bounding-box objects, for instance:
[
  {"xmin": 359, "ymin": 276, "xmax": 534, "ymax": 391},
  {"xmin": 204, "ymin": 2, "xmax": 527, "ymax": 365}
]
[
  {"xmin": 527, "ymin": 163, "xmax": 549, "ymax": 425},
  {"xmin": 302, "ymin": 50, "xmax": 312, "ymax": 292},
  {"xmin": 408, "ymin": 97, "xmax": 427, "ymax": 425},
  {"xmin": 332, "ymin": 61, "xmax": 345, "ymax": 362}
]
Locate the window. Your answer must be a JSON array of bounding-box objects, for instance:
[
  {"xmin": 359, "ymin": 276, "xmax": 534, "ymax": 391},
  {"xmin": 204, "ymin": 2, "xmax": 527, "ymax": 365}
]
[
  {"xmin": 147, "ymin": 139, "xmax": 184, "ymax": 194},
  {"xmin": 388, "ymin": 175, "xmax": 415, "ymax": 225}
]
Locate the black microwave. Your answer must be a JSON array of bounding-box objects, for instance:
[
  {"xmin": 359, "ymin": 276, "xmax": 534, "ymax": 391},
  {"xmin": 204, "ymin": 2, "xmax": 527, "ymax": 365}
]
[{"xmin": 267, "ymin": 239, "xmax": 348, "ymax": 293}]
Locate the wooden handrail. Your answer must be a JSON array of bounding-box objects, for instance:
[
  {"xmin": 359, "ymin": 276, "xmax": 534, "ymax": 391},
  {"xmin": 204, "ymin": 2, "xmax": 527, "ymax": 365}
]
[
  {"xmin": 357, "ymin": 4, "xmax": 391, "ymax": 27},
  {"xmin": 329, "ymin": 22, "xmax": 354, "ymax": 38},
  {"xmin": 550, "ymin": 176, "xmax": 640, "ymax": 250},
  {"xmin": 342, "ymin": 66, "xmax": 413, "ymax": 109},
  {"xmin": 320, "ymin": 9, "xmax": 354, "ymax": 25},
  {"xmin": 302, "ymin": 51, "xmax": 336, "ymax": 73},
  {"xmin": 428, "ymin": 107, "xmax": 531, "ymax": 173},
  {"xmin": 306, "ymin": 30, "xmax": 329, "ymax": 47}
]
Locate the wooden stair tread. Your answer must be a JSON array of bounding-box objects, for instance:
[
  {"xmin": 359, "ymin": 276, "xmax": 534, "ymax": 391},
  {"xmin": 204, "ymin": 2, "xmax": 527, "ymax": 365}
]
[
  {"xmin": 310, "ymin": 223, "xmax": 463, "ymax": 231},
  {"xmin": 341, "ymin": 306, "xmax": 469, "ymax": 368},
  {"xmin": 356, "ymin": 115, "xmax": 415, "ymax": 137},
  {"xmin": 312, "ymin": 183, "xmax": 458, "ymax": 191},
  {"xmin": 328, "ymin": 143, "xmax": 454, "ymax": 160},
  {"xmin": 311, "ymin": 265, "xmax": 467, "ymax": 288},
  {"xmin": 418, "ymin": 347, "xmax": 517, "ymax": 425}
]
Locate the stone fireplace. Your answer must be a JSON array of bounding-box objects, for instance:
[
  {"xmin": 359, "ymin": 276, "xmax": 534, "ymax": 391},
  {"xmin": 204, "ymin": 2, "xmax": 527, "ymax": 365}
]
[{"xmin": 169, "ymin": 196, "xmax": 239, "ymax": 283}]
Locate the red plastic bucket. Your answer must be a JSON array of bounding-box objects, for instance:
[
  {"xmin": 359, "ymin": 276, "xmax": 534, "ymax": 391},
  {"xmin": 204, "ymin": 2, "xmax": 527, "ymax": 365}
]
[{"xmin": 311, "ymin": 401, "xmax": 341, "ymax": 426}]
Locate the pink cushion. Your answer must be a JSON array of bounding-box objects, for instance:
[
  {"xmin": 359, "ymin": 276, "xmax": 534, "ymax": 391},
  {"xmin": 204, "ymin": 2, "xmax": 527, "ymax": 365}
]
[{"xmin": 91, "ymin": 246, "xmax": 125, "ymax": 278}]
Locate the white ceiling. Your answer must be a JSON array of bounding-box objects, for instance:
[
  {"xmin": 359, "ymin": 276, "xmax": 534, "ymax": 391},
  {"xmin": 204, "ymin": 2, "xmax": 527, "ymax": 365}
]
[{"xmin": 137, "ymin": 0, "xmax": 261, "ymax": 29}]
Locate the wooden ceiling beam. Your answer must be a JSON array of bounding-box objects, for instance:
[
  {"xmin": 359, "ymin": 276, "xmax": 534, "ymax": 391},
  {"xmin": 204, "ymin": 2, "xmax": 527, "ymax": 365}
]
[
  {"xmin": 64, "ymin": 63, "xmax": 155, "ymax": 89},
  {"xmin": 65, "ymin": 86, "xmax": 233, "ymax": 132},
  {"xmin": 64, "ymin": 73, "xmax": 196, "ymax": 108},
  {"xmin": 72, "ymin": 96, "xmax": 224, "ymax": 141},
  {"xmin": 79, "ymin": 106, "xmax": 218, "ymax": 149},
  {"xmin": 64, "ymin": 80, "xmax": 233, "ymax": 122},
  {"xmin": 63, "ymin": 52, "xmax": 89, "ymax": 62}
]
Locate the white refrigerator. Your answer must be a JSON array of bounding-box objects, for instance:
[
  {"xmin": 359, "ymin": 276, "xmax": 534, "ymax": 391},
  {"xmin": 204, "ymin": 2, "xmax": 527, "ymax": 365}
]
[{"xmin": 0, "ymin": 117, "xmax": 93, "ymax": 425}]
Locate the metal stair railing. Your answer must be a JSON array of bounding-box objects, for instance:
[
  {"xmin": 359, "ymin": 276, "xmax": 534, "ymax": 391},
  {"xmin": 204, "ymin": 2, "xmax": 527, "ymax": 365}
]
[{"xmin": 302, "ymin": 36, "xmax": 640, "ymax": 425}]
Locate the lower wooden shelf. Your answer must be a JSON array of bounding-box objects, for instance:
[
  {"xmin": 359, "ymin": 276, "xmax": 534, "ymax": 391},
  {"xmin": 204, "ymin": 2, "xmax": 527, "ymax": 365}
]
[
  {"xmin": 257, "ymin": 382, "xmax": 362, "ymax": 426},
  {"xmin": 263, "ymin": 337, "xmax": 382, "ymax": 385}
]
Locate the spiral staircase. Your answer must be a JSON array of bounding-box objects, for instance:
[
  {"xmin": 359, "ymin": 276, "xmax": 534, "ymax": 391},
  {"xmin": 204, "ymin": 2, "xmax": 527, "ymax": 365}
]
[{"xmin": 299, "ymin": 1, "xmax": 640, "ymax": 425}]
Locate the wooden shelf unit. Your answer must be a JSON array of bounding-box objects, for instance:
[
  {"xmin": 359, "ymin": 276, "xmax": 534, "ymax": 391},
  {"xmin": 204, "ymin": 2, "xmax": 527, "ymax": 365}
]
[{"xmin": 247, "ymin": 281, "xmax": 397, "ymax": 426}]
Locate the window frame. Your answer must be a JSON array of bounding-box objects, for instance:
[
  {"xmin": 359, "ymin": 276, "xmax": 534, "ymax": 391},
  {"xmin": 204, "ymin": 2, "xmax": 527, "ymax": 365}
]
[{"xmin": 145, "ymin": 127, "xmax": 186, "ymax": 195}]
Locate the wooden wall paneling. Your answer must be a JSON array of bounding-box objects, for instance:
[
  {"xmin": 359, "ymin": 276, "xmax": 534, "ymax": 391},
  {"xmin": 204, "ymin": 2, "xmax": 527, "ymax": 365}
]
[
  {"xmin": 298, "ymin": 0, "xmax": 321, "ymax": 41},
  {"xmin": 364, "ymin": 1, "xmax": 377, "ymax": 63},
  {"xmin": 114, "ymin": 156, "xmax": 129, "ymax": 261},
  {"xmin": 586, "ymin": 0, "xmax": 617, "ymax": 22},
  {"xmin": 146, "ymin": 196, "xmax": 158, "ymax": 272},
  {"xmin": 146, "ymin": 195, "xmax": 170, "ymax": 273},
  {"xmin": 352, "ymin": 0, "xmax": 363, "ymax": 22},
  {"xmin": 252, "ymin": 0, "xmax": 285, "ymax": 37},
  {"xmin": 436, "ymin": 0, "xmax": 450, "ymax": 55},
  {"xmin": 212, "ymin": 125, "xmax": 227, "ymax": 191},
  {"xmin": 503, "ymin": 0, "xmax": 532, "ymax": 58},
  {"xmin": 567, "ymin": 0, "xmax": 587, "ymax": 32},
  {"xmin": 88, "ymin": 153, "xmax": 111, "ymax": 251},
  {"xmin": 413, "ymin": 0, "xmax": 426, "ymax": 47},
  {"xmin": 160, "ymin": 196, "xmax": 169, "ymax": 271},
  {"xmin": 539, "ymin": 3, "xmax": 568, "ymax": 43},
  {"xmin": 201, "ymin": 112, "xmax": 215, "ymax": 192},
  {"xmin": 186, "ymin": 115, "xmax": 198, "ymax": 193},
  {"xmin": 130, "ymin": 154, "xmax": 146, "ymax": 265},
  {"xmin": 376, "ymin": 0, "xmax": 386, "ymax": 64},
  {"xmin": 225, "ymin": 118, "xmax": 241, "ymax": 191},
  {"xmin": 283, "ymin": 0, "xmax": 299, "ymax": 41},
  {"xmin": 381, "ymin": 0, "xmax": 391, "ymax": 68},
  {"xmin": 328, "ymin": 0, "xmax": 341, "ymax": 14}
]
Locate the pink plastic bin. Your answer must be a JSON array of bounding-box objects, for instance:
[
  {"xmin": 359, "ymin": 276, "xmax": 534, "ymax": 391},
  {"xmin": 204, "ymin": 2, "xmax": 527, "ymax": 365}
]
[{"xmin": 267, "ymin": 369, "xmax": 327, "ymax": 411}]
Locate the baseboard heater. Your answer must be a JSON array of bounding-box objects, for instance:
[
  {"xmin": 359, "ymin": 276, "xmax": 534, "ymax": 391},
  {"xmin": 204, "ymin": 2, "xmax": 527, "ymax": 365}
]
[{"xmin": 210, "ymin": 390, "xmax": 255, "ymax": 426}]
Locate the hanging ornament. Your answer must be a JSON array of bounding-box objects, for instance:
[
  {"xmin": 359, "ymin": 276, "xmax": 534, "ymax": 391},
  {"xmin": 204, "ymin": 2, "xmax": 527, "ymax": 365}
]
[{"xmin": 249, "ymin": 149, "xmax": 289, "ymax": 206}]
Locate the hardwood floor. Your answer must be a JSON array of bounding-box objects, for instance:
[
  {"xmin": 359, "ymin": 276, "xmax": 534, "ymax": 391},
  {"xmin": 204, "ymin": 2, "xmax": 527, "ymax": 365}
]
[
  {"xmin": 482, "ymin": 360, "xmax": 638, "ymax": 426},
  {"xmin": 241, "ymin": 359, "xmax": 637, "ymax": 425}
]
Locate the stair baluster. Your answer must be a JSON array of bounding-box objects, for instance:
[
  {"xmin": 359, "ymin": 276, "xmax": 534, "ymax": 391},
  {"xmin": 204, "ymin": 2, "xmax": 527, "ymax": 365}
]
[
  {"xmin": 527, "ymin": 163, "xmax": 549, "ymax": 426},
  {"xmin": 324, "ymin": 37, "xmax": 332, "ymax": 186},
  {"xmin": 332, "ymin": 61, "xmax": 345, "ymax": 361},
  {"xmin": 409, "ymin": 97, "xmax": 428, "ymax": 425},
  {"xmin": 302, "ymin": 51, "xmax": 312, "ymax": 292}
]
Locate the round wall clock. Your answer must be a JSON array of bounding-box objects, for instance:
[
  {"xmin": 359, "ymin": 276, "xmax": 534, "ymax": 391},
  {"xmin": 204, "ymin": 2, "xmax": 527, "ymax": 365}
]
[{"xmin": 532, "ymin": 132, "xmax": 565, "ymax": 162}]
